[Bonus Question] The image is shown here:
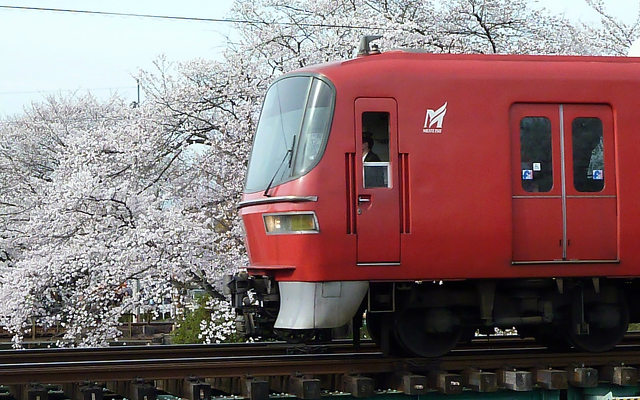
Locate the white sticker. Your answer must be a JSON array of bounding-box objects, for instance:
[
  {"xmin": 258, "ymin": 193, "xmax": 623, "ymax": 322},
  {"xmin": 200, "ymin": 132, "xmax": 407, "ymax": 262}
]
[
  {"xmin": 522, "ymin": 170, "xmax": 533, "ymax": 180},
  {"xmin": 593, "ymin": 170, "xmax": 604, "ymax": 180},
  {"xmin": 533, "ymin": 162, "xmax": 541, "ymax": 171}
]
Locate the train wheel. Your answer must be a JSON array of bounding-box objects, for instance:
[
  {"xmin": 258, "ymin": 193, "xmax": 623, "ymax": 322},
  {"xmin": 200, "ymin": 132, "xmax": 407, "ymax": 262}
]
[
  {"xmin": 567, "ymin": 299, "xmax": 629, "ymax": 352},
  {"xmin": 393, "ymin": 308, "xmax": 462, "ymax": 357},
  {"xmin": 365, "ymin": 311, "xmax": 406, "ymax": 356}
]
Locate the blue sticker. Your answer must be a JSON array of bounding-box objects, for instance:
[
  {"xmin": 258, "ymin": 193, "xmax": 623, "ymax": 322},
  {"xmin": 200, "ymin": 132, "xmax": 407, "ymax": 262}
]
[
  {"xmin": 522, "ymin": 170, "xmax": 533, "ymax": 180},
  {"xmin": 593, "ymin": 170, "xmax": 603, "ymax": 180}
]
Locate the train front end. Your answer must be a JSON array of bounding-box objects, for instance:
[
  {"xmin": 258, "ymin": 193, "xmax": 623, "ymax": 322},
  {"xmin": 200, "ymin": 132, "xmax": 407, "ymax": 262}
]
[{"xmin": 225, "ymin": 72, "xmax": 368, "ymax": 341}]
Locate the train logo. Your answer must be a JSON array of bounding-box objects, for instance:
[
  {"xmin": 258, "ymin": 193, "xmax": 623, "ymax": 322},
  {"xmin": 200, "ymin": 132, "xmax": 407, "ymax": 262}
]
[{"xmin": 423, "ymin": 102, "xmax": 448, "ymax": 133}]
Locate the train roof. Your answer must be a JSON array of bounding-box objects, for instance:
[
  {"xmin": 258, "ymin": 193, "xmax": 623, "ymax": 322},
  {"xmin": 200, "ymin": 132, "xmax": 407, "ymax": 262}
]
[{"xmin": 295, "ymin": 50, "xmax": 640, "ymax": 85}]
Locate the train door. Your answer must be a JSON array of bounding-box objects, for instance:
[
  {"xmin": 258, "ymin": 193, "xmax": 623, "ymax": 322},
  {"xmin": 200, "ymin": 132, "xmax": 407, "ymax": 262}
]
[
  {"xmin": 511, "ymin": 104, "xmax": 617, "ymax": 263},
  {"xmin": 354, "ymin": 98, "xmax": 401, "ymax": 265},
  {"xmin": 563, "ymin": 105, "xmax": 617, "ymax": 260}
]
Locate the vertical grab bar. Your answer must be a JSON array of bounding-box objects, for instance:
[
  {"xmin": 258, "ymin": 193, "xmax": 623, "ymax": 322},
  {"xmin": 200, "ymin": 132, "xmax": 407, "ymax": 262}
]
[
  {"xmin": 345, "ymin": 153, "xmax": 357, "ymax": 234},
  {"xmin": 399, "ymin": 153, "xmax": 411, "ymax": 233}
]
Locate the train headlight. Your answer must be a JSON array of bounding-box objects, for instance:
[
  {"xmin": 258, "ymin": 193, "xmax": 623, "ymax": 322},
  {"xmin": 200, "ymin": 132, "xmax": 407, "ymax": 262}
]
[{"xmin": 263, "ymin": 212, "xmax": 319, "ymax": 234}]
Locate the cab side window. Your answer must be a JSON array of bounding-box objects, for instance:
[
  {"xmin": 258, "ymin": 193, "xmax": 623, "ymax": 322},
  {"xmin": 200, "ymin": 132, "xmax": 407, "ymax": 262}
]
[{"xmin": 362, "ymin": 112, "xmax": 390, "ymax": 188}]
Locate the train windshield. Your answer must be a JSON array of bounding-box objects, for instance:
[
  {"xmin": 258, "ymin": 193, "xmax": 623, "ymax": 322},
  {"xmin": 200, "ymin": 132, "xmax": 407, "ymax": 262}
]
[{"xmin": 245, "ymin": 76, "xmax": 334, "ymax": 193}]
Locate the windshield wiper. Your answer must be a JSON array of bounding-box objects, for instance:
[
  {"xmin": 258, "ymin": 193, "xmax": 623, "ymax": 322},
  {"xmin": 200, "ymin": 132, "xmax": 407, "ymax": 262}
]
[{"xmin": 263, "ymin": 135, "xmax": 296, "ymax": 197}]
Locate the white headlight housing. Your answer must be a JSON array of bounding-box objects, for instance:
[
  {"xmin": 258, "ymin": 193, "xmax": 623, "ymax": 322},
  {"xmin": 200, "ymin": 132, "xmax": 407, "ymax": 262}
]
[{"xmin": 263, "ymin": 212, "xmax": 319, "ymax": 234}]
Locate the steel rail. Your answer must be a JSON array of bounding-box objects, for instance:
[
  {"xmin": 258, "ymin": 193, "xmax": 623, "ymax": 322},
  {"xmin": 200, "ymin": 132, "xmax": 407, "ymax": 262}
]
[
  {"xmin": 0, "ymin": 333, "xmax": 578, "ymax": 363},
  {"xmin": 3, "ymin": 331, "xmax": 639, "ymax": 364},
  {"xmin": 416, "ymin": 347, "xmax": 640, "ymax": 371},
  {"xmin": 0, "ymin": 336, "xmax": 544, "ymax": 365},
  {"xmin": 0, "ymin": 340, "xmax": 376, "ymax": 364},
  {"xmin": 3, "ymin": 335, "xmax": 640, "ymax": 384},
  {"xmin": 0, "ymin": 352, "xmax": 391, "ymax": 384},
  {"xmin": 4, "ymin": 345, "xmax": 640, "ymax": 384}
]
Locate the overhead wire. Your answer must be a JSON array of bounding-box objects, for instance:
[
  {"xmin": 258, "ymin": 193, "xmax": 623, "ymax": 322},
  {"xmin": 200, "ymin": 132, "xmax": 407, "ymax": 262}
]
[{"xmin": 0, "ymin": 5, "xmax": 382, "ymax": 30}]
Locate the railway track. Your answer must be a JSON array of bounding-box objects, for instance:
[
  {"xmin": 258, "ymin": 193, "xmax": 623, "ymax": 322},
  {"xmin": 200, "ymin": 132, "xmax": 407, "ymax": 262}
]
[
  {"xmin": 0, "ymin": 339, "xmax": 376, "ymax": 364},
  {"xmin": 0, "ymin": 335, "xmax": 537, "ymax": 366},
  {"xmin": 0, "ymin": 330, "xmax": 623, "ymax": 364},
  {"xmin": 0, "ymin": 337, "xmax": 638, "ymax": 381}
]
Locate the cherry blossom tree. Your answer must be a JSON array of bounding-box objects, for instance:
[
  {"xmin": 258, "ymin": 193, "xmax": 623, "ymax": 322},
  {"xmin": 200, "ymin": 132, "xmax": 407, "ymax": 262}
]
[
  {"xmin": 0, "ymin": 93, "xmax": 245, "ymax": 346},
  {"xmin": 228, "ymin": 0, "xmax": 598, "ymax": 74},
  {"xmin": 585, "ymin": 0, "xmax": 640, "ymax": 55}
]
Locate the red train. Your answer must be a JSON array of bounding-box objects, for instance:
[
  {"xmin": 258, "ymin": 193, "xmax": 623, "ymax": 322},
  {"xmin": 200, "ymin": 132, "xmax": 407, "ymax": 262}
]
[{"xmin": 226, "ymin": 38, "xmax": 640, "ymax": 357}]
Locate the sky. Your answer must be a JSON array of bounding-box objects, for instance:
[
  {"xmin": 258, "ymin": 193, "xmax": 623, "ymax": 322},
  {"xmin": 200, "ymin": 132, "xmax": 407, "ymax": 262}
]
[
  {"xmin": 0, "ymin": 0, "xmax": 637, "ymax": 117},
  {"xmin": 539, "ymin": 0, "xmax": 636, "ymax": 21},
  {"xmin": 0, "ymin": 0, "xmax": 236, "ymax": 117}
]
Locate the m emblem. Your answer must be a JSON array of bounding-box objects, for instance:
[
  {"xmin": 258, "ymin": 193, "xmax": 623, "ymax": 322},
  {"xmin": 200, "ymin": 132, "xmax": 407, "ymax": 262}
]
[{"xmin": 423, "ymin": 102, "xmax": 448, "ymax": 133}]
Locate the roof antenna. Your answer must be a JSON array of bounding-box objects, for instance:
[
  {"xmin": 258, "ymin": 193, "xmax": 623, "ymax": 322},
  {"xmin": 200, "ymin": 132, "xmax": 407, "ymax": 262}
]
[{"xmin": 357, "ymin": 35, "xmax": 382, "ymax": 57}]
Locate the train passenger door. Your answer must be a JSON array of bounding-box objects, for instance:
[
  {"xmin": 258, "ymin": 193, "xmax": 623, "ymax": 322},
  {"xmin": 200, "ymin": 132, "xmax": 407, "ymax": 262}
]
[
  {"xmin": 511, "ymin": 104, "xmax": 617, "ymax": 263},
  {"xmin": 511, "ymin": 104, "xmax": 563, "ymax": 262},
  {"xmin": 354, "ymin": 98, "xmax": 400, "ymax": 265},
  {"xmin": 563, "ymin": 105, "xmax": 616, "ymax": 260}
]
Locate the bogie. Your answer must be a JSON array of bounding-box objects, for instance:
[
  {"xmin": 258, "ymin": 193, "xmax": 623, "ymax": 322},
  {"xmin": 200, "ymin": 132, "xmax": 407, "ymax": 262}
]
[{"xmin": 363, "ymin": 279, "xmax": 629, "ymax": 357}]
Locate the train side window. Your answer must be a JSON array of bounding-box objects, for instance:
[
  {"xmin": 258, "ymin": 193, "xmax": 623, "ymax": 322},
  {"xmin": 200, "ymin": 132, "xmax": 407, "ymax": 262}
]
[
  {"xmin": 362, "ymin": 112, "xmax": 390, "ymax": 188},
  {"xmin": 520, "ymin": 117, "xmax": 553, "ymax": 192},
  {"xmin": 572, "ymin": 117, "xmax": 604, "ymax": 192}
]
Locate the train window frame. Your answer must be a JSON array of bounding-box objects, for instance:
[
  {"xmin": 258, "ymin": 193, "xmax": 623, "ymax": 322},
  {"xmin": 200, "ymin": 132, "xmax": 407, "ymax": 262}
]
[
  {"xmin": 519, "ymin": 116, "xmax": 553, "ymax": 193},
  {"xmin": 362, "ymin": 111, "xmax": 391, "ymax": 189},
  {"xmin": 363, "ymin": 162, "xmax": 391, "ymax": 188},
  {"xmin": 571, "ymin": 117, "xmax": 605, "ymax": 193},
  {"xmin": 244, "ymin": 74, "xmax": 336, "ymax": 193},
  {"xmin": 291, "ymin": 78, "xmax": 335, "ymax": 176}
]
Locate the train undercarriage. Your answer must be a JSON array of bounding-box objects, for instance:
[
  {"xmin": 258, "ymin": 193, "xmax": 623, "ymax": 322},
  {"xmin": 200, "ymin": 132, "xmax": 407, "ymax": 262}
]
[{"xmin": 226, "ymin": 274, "xmax": 639, "ymax": 357}]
